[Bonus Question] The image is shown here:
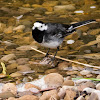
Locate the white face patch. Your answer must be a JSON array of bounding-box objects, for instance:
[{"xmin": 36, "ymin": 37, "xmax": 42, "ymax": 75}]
[{"xmin": 32, "ymin": 22, "xmax": 48, "ymax": 31}]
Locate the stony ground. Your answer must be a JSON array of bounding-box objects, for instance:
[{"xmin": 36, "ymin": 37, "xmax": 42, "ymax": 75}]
[{"xmin": 0, "ymin": 0, "xmax": 100, "ymax": 99}]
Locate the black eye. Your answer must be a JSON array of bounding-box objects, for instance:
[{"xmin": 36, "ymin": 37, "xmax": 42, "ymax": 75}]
[{"xmin": 41, "ymin": 26, "xmax": 42, "ymax": 27}]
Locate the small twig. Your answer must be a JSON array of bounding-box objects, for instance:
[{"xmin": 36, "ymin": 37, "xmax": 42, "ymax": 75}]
[{"xmin": 31, "ymin": 47, "xmax": 100, "ymax": 69}]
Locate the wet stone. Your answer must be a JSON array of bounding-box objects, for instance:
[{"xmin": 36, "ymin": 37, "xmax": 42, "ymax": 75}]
[
  {"xmin": 17, "ymin": 64, "xmax": 31, "ymax": 71},
  {"xmin": 80, "ymin": 70, "xmax": 91, "ymax": 75},
  {"xmin": 0, "ymin": 92, "xmax": 15, "ymax": 99},
  {"xmin": 0, "ymin": 23, "xmax": 6, "ymax": 32},
  {"xmin": 16, "ymin": 45, "xmax": 38, "ymax": 51},
  {"xmin": 18, "ymin": 95, "xmax": 39, "ymax": 100},
  {"xmin": 63, "ymin": 80, "xmax": 74, "ymax": 86},
  {"xmin": 58, "ymin": 62, "xmax": 71, "ymax": 70},
  {"xmin": 40, "ymin": 90, "xmax": 59, "ymax": 100},
  {"xmin": 1, "ymin": 54, "xmax": 16, "ymax": 62},
  {"xmin": 4, "ymin": 26, "xmax": 13, "ymax": 34},
  {"xmin": 7, "ymin": 63, "xmax": 18, "ymax": 70},
  {"xmin": 96, "ymin": 83, "xmax": 100, "ymax": 90},
  {"xmin": 64, "ymin": 89, "xmax": 76, "ymax": 100},
  {"xmin": 13, "ymin": 25, "xmax": 25, "ymax": 33},
  {"xmin": 10, "ymin": 72, "xmax": 22, "ymax": 77},
  {"xmin": 2, "ymin": 83, "xmax": 17, "ymax": 95},
  {"xmin": 42, "ymin": 1, "xmax": 59, "ymax": 7},
  {"xmin": 16, "ymin": 58, "xmax": 29, "ymax": 65},
  {"xmin": 44, "ymin": 73, "xmax": 64, "ymax": 88}
]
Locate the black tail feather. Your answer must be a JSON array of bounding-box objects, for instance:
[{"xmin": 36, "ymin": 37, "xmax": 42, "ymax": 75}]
[{"xmin": 66, "ymin": 19, "xmax": 96, "ymax": 33}]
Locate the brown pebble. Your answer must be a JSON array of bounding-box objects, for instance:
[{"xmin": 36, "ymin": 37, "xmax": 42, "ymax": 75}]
[
  {"xmin": 64, "ymin": 89, "xmax": 76, "ymax": 100},
  {"xmin": 18, "ymin": 95, "xmax": 39, "ymax": 100},
  {"xmin": 0, "ymin": 92, "xmax": 15, "ymax": 99},
  {"xmin": 63, "ymin": 80, "xmax": 74, "ymax": 86},
  {"xmin": 2, "ymin": 83, "xmax": 17, "ymax": 95},
  {"xmin": 44, "ymin": 73, "xmax": 64, "ymax": 88},
  {"xmin": 40, "ymin": 90, "xmax": 59, "ymax": 100},
  {"xmin": 24, "ymin": 83, "xmax": 40, "ymax": 90}
]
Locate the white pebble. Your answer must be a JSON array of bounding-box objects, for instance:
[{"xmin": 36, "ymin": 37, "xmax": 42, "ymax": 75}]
[
  {"xmin": 90, "ymin": 6, "xmax": 96, "ymax": 9},
  {"xmin": 74, "ymin": 10, "xmax": 84, "ymax": 14},
  {"xmin": 83, "ymin": 87, "xmax": 96, "ymax": 94},
  {"xmin": 67, "ymin": 40, "xmax": 75, "ymax": 44}
]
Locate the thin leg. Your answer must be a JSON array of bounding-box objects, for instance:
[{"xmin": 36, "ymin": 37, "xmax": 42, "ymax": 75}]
[
  {"xmin": 39, "ymin": 48, "xmax": 51, "ymax": 64},
  {"xmin": 47, "ymin": 46, "xmax": 59, "ymax": 65},
  {"xmin": 45, "ymin": 48, "xmax": 50, "ymax": 57},
  {"xmin": 52, "ymin": 46, "xmax": 59, "ymax": 61}
]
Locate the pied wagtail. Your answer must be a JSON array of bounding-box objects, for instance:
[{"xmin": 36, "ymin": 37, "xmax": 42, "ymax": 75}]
[{"xmin": 32, "ymin": 19, "xmax": 96, "ymax": 64}]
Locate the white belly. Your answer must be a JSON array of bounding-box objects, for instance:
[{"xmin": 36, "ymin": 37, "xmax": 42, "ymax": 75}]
[{"xmin": 40, "ymin": 41, "xmax": 62, "ymax": 48}]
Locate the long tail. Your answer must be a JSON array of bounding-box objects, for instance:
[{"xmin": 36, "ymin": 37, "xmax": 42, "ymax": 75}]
[{"xmin": 66, "ymin": 19, "xmax": 96, "ymax": 33}]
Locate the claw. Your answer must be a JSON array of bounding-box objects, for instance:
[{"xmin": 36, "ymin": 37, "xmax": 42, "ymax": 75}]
[{"xmin": 39, "ymin": 57, "xmax": 51, "ymax": 65}]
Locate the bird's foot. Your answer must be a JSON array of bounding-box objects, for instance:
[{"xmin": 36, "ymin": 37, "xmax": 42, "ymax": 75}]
[
  {"xmin": 39, "ymin": 57, "xmax": 55, "ymax": 67},
  {"xmin": 39, "ymin": 57, "xmax": 51, "ymax": 65},
  {"xmin": 46, "ymin": 58, "xmax": 55, "ymax": 67}
]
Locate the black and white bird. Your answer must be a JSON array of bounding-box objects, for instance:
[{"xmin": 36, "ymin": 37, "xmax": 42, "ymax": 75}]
[{"xmin": 32, "ymin": 19, "xmax": 96, "ymax": 63}]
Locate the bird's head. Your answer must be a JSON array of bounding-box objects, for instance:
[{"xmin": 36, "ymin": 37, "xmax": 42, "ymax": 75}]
[{"xmin": 32, "ymin": 21, "xmax": 48, "ymax": 31}]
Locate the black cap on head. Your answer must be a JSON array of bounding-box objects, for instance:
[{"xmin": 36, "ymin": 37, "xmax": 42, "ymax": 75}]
[{"xmin": 36, "ymin": 21, "xmax": 44, "ymax": 24}]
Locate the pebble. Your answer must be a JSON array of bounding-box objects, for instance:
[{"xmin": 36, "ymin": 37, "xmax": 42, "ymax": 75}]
[
  {"xmin": 80, "ymin": 70, "xmax": 91, "ymax": 75},
  {"xmin": 13, "ymin": 25, "xmax": 25, "ymax": 33},
  {"xmin": 3, "ymin": 41, "xmax": 15, "ymax": 46},
  {"xmin": 64, "ymin": 89, "xmax": 76, "ymax": 100},
  {"xmin": 96, "ymin": 74, "xmax": 100, "ymax": 79},
  {"xmin": 17, "ymin": 91, "xmax": 33, "ymax": 97},
  {"xmin": 1, "ymin": 54, "xmax": 16, "ymax": 62},
  {"xmin": 79, "ymin": 81, "xmax": 95, "ymax": 89},
  {"xmin": 58, "ymin": 62, "xmax": 70, "ymax": 70},
  {"xmin": 16, "ymin": 58, "xmax": 29, "ymax": 65},
  {"xmin": 89, "ymin": 29, "xmax": 100, "ymax": 35},
  {"xmin": 76, "ymin": 96, "xmax": 85, "ymax": 100},
  {"xmin": 84, "ymin": 49, "xmax": 91, "ymax": 53},
  {"xmin": 67, "ymin": 39, "xmax": 75, "ymax": 44},
  {"xmin": 74, "ymin": 10, "xmax": 84, "ymax": 14},
  {"xmin": 34, "ymin": 14, "xmax": 42, "ymax": 18},
  {"xmin": 4, "ymin": 26, "xmax": 13, "ymax": 34},
  {"xmin": 7, "ymin": 63, "xmax": 18, "ymax": 70},
  {"xmin": 16, "ymin": 45, "xmax": 38, "ymax": 51},
  {"xmin": 40, "ymin": 90, "xmax": 59, "ymax": 100},
  {"xmin": 17, "ymin": 64, "xmax": 31, "ymax": 71},
  {"xmin": 2, "ymin": 83, "xmax": 17, "ymax": 95},
  {"xmin": 66, "ymin": 71, "xmax": 78, "ymax": 75},
  {"xmin": 75, "ymin": 79, "xmax": 91, "ymax": 85},
  {"xmin": 90, "ymin": 6, "xmax": 96, "ymax": 9},
  {"xmin": 24, "ymin": 83, "xmax": 40, "ymax": 90},
  {"xmin": 63, "ymin": 80, "xmax": 74, "ymax": 86},
  {"xmin": 83, "ymin": 87, "xmax": 96, "ymax": 94},
  {"xmin": 18, "ymin": 95, "xmax": 39, "ymax": 100},
  {"xmin": 8, "ymin": 60, "xmax": 16, "ymax": 64},
  {"xmin": 7, "ymin": 97, "xmax": 16, "ymax": 100},
  {"xmin": 96, "ymin": 83, "xmax": 100, "ymax": 90},
  {"xmin": 23, "ymin": 4, "xmax": 30, "ymax": 7},
  {"xmin": 88, "ymin": 90, "xmax": 100, "ymax": 100},
  {"xmin": 45, "ymin": 69, "xmax": 58, "ymax": 74},
  {"xmin": 33, "ymin": 7, "xmax": 47, "ymax": 15},
  {"xmin": 0, "ymin": 73, "xmax": 7, "ymax": 78},
  {"xmin": 0, "ymin": 23, "xmax": 6, "ymax": 32},
  {"xmin": 10, "ymin": 72, "xmax": 22, "ymax": 77},
  {"xmin": 0, "ymin": 92, "xmax": 15, "ymax": 99},
  {"xmin": 42, "ymin": 1, "xmax": 59, "ymax": 7},
  {"xmin": 54, "ymin": 4, "xmax": 76, "ymax": 12},
  {"xmin": 44, "ymin": 73, "xmax": 64, "ymax": 88},
  {"xmin": 45, "ymin": 12, "xmax": 54, "ymax": 16},
  {"xmin": 60, "ymin": 1, "xmax": 69, "ymax": 5},
  {"xmin": 58, "ymin": 87, "xmax": 66, "ymax": 99},
  {"xmin": 32, "ymin": 4, "xmax": 42, "ymax": 8}
]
